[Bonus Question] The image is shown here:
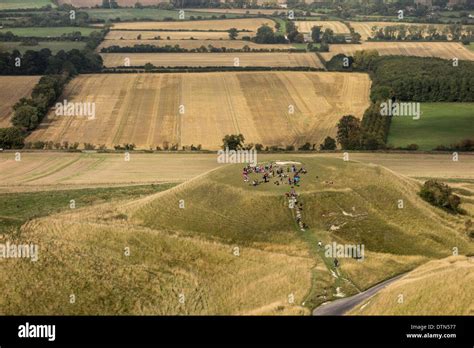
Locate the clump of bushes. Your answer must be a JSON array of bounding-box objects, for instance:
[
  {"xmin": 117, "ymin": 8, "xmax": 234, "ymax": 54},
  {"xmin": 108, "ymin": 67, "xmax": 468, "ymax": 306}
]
[{"xmin": 419, "ymin": 180, "xmax": 463, "ymax": 214}]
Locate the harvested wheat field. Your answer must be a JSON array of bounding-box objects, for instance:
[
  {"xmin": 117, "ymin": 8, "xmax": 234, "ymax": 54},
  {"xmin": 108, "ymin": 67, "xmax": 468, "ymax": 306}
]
[
  {"xmin": 107, "ymin": 30, "xmax": 232, "ymax": 40},
  {"xmin": 27, "ymin": 72, "xmax": 370, "ymax": 150},
  {"xmin": 99, "ymin": 39, "xmax": 294, "ymax": 50},
  {"xmin": 0, "ymin": 76, "xmax": 41, "ymax": 128},
  {"xmin": 320, "ymin": 42, "xmax": 474, "ymax": 61},
  {"xmin": 112, "ymin": 18, "xmax": 274, "ymax": 32},
  {"xmin": 101, "ymin": 52, "xmax": 324, "ymax": 67},
  {"xmin": 2, "ymin": 152, "xmax": 473, "ymax": 192},
  {"xmin": 0, "ymin": 153, "xmax": 222, "ymax": 191},
  {"xmin": 188, "ymin": 8, "xmax": 288, "ymax": 15},
  {"xmin": 57, "ymin": 0, "xmax": 170, "ymax": 6},
  {"xmin": 348, "ymin": 21, "xmax": 469, "ymax": 41},
  {"xmin": 295, "ymin": 21, "xmax": 350, "ymax": 34}
]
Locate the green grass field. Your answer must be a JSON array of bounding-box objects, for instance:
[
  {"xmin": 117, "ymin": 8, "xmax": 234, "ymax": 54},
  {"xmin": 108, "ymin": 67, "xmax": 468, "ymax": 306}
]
[
  {"xmin": 0, "ymin": 41, "xmax": 86, "ymax": 53},
  {"xmin": 468, "ymin": 43, "xmax": 474, "ymax": 52},
  {"xmin": 0, "ymin": 27, "xmax": 98, "ymax": 37},
  {"xmin": 84, "ymin": 8, "xmax": 240, "ymax": 22},
  {"xmin": 0, "ymin": 0, "xmax": 53, "ymax": 10},
  {"xmin": 0, "ymin": 183, "xmax": 175, "ymax": 235},
  {"xmin": 387, "ymin": 103, "xmax": 474, "ymax": 150}
]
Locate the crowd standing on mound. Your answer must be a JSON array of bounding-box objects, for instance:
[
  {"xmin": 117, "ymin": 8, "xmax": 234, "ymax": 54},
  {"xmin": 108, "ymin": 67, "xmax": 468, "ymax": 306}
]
[{"xmin": 242, "ymin": 162, "xmax": 309, "ymax": 231}]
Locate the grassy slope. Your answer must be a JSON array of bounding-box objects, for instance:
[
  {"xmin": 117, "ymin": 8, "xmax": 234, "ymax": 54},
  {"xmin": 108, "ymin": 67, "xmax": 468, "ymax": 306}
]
[
  {"xmin": 0, "ymin": 27, "xmax": 98, "ymax": 37},
  {"xmin": 0, "ymin": 157, "xmax": 472, "ymax": 314},
  {"xmin": 0, "ymin": 41, "xmax": 86, "ymax": 53},
  {"xmin": 84, "ymin": 8, "xmax": 241, "ymax": 21},
  {"xmin": 348, "ymin": 256, "xmax": 474, "ymax": 315},
  {"xmin": 0, "ymin": 0, "xmax": 53, "ymax": 10},
  {"xmin": 387, "ymin": 103, "xmax": 474, "ymax": 150},
  {"xmin": 0, "ymin": 183, "xmax": 175, "ymax": 235}
]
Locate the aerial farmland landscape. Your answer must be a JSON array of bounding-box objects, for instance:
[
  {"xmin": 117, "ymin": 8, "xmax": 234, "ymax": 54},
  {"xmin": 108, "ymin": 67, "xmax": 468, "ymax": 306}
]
[{"xmin": 0, "ymin": 0, "xmax": 473, "ymax": 345}]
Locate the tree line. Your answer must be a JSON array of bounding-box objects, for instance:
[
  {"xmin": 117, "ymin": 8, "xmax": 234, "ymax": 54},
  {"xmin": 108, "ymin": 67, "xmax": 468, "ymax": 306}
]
[
  {"xmin": 0, "ymin": 48, "xmax": 104, "ymax": 149},
  {"xmin": 368, "ymin": 24, "xmax": 473, "ymax": 43},
  {"xmin": 100, "ymin": 44, "xmax": 304, "ymax": 54}
]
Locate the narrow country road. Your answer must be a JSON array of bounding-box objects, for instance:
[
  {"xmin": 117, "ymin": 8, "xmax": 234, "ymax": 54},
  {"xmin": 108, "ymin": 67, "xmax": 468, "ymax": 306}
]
[{"xmin": 313, "ymin": 273, "xmax": 407, "ymax": 316}]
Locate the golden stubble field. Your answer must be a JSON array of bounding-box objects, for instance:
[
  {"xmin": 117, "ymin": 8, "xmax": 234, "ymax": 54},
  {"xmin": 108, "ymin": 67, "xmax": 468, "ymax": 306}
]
[
  {"xmin": 295, "ymin": 21, "xmax": 350, "ymax": 34},
  {"xmin": 106, "ymin": 30, "xmax": 234, "ymax": 40},
  {"xmin": 0, "ymin": 76, "xmax": 41, "ymax": 127},
  {"xmin": 1, "ymin": 152, "xmax": 473, "ymax": 192},
  {"xmin": 320, "ymin": 41, "xmax": 474, "ymax": 61},
  {"xmin": 100, "ymin": 52, "xmax": 324, "ymax": 67},
  {"xmin": 99, "ymin": 38, "xmax": 295, "ymax": 50},
  {"xmin": 26, "ymin": 71, "xmax": 370, "ymax": 151},
  {"xmin": 112, "ymin": 18, "xmax": 274, "ymax": 31}
]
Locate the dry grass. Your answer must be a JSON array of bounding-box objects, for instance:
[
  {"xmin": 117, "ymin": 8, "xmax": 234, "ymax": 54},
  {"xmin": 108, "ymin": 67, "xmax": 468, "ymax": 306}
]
[
  {"xmin": 0, "ymin": 152, "xmax": 221, "ymax": 192},
  {"xmin": 112, "ymin": 18, "xmax": 274, "ymax": 32},
  {"xmin": 101, "ymin": 52, "xmax": 324, "ymax": 67},
  {"xmin": 0, "ymin": 76, "xmax": 41, "ymax": 127},
  {"xmin": 312, "ymin": 153, "xmax": 474, "ymax": 180},
  {"xmin": 99, "ymin": 38, "xmax": 294, "ymax": 50},
  {"xmin": 27, "ymin": 72, "xmax": 369, "ymax": 150},
  {"xmin": 295, "ymin": 21, "xmax": 350, "ymax": 34},
  {"xmin": 0, "ymin": 218, "xmax": 312, "ymax": 315},
  {"xmin": 320, "ymin": 41, "xmax": 474, "ymax": 61},
  {"xmin": 348, "ymin": 256, "xmax": 474, "ymax": 315}
]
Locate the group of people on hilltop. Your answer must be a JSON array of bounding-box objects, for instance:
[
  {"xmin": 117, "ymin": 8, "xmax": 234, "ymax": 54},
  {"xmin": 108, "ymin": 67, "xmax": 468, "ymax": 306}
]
[
  {"xmin": 241, "ymin": 162, "xmax": 309, "ymax": 230},
  {"xmin": 242, "ymin": 163, "xmax": 307, "ymax": 187}
]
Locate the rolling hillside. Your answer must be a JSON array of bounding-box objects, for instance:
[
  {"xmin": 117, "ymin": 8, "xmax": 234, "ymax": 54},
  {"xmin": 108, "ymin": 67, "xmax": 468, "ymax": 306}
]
[
  {"xmin": 348, "ymin": 256, "xmax": 474, "ymax": 315},
  {"xmin": 0, "ymin": 157, "xmax": 471, "ymax": 315}
]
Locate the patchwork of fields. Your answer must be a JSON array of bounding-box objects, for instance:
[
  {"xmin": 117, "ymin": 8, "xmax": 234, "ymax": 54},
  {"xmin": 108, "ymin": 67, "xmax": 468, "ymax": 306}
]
[
  {"xmin": 101, "ymin": 52, "xmax": 324, "ymax": 67},
  {"xmin": 320, "ymin": 41, "xmax": 474, "ymax": 61},
  {"xmin": 0, "ymin": 76, "xmax": 41, "ymax": 128},
  {"xmin": 27, "ymin": 72, "xmax": 370, "ymax": 150}
]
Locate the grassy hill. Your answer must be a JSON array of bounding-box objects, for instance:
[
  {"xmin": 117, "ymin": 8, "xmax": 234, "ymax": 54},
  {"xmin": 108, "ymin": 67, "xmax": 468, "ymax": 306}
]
[
  {"xmin": 387, "ymin": 103, "xmax": 474, "ymax": 150},
  {"xmin": 0, "ymin": 156, "xmax": 472, "ymax": 315},
  {"xmin": 348, "ymin": 256, "xmax": 474, "ymax": 315}
]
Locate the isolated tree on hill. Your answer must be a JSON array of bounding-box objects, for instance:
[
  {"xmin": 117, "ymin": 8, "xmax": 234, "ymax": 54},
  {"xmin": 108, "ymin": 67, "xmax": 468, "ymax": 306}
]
[
  {"xmin": 228, "ymin": 28, "xmax": 238, "ymax": 40},
  {"xmin": 420, "ymin": 180, "xmax": 462, "ymax": 214},
  {"xmin": 222, "ymin": 134, "xmax": 245, "ymax": 150},
  {"xmin": 336, "ymin": 115, "xmax": 361, "ymax": 150},
  {"xmin": 254, "ymin": 25, "xmax": 276, "ymax": 44},
  {"xmin": 320, "ymin": 136, "xmax": 337, "ymax": 150}
]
